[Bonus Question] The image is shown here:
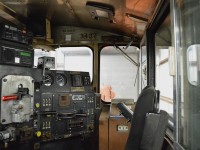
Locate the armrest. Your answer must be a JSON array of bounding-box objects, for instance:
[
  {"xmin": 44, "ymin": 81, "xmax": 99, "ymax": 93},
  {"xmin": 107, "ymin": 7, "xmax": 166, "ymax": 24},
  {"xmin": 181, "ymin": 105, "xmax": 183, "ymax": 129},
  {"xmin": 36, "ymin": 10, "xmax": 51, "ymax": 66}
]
[{"xmin": 117, "ymin": 102, "xmax": 133, "ymax": 121}]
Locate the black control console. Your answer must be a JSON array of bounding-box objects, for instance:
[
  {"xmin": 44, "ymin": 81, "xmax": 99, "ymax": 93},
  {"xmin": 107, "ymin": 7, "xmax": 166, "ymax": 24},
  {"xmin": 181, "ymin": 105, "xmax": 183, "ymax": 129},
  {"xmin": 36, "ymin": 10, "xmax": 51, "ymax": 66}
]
[
  {"xmin": 0, "ymin": 66, "xmax": 101, "ymax": 150},
  {"xmin": 36, "ymin": 92, "xmax": 95, "ymax": 142},
  {"xmin": 0, "ymin": 24, "xmax": 34, "ymax": 67},
  {"xmin": 33, "ymin": 70, "xmax": 96, "ymax": 143},
  {"xmin": 0, "ymin": 24, "xmax": 32, "ymax": 45},
  {"xmin": 0, "ymin": 21, "xmax": 101, "ymax": 149},
  {"xmin": 0, "ymin": 40, "xmax": 34, "ymax": 67}
]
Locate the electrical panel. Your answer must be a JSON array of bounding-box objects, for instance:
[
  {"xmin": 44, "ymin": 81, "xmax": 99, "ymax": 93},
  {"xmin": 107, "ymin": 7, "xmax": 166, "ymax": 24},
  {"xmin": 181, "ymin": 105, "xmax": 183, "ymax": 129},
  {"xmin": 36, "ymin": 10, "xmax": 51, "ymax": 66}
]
[
  {"xmin": 0, "ymin": 75, "xmax": 34, "ymax": 124},
  {"xmin": 0, "ymin": 24, "xmax": 32, "ymax": 45},
  {"xmin": 33, "ymin": 70, "xmax": 96, "ymax": 143},
  {"xmin": 0, "ymin": 24, "xmax": 34, "ymax": 68},
  {"xmin": 0, "ymin": 41, "xmax": 34, "ymax": 67},
  {"xmin": 0, "ymin": 24, "xmax": 102, "ymax": 150},
  {"xmin": 36, "ymin": 92, "xmax": 96, "ymax": 142},
  {"xmin": 0, "ymin": 67, "xmax": 101, "ymax": 150}
]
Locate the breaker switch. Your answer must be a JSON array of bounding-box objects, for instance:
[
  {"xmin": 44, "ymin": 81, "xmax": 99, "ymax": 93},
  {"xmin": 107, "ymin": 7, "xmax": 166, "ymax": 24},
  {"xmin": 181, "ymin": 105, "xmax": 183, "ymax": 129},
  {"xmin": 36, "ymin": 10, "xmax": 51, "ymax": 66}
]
[{"xmin": 2, "ymin": 95, "xmax": 18, "ymax": 101}]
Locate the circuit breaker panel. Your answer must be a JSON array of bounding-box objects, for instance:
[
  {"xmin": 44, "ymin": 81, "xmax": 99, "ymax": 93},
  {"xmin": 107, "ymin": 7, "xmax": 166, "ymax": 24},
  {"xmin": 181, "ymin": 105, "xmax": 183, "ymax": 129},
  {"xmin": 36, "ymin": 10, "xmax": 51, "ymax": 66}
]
[
  {"xmin": 0, "ymin": 68, "xmax": 101, "ymax": 150},
  {"xmin": 0, "ymin": 75, "xmax": 34, "ymax": 125},
  {"xmin": 0, "ymin": 75, "xmax": 34, "ymax": 147}
]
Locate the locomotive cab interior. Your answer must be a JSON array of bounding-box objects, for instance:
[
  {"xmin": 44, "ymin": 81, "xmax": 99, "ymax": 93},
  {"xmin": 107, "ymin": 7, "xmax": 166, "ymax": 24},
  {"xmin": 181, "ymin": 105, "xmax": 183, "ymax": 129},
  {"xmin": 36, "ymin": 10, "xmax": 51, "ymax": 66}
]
[{"xmin": 0, "ymin": 0, "xmax": 191, "ymax": 150}]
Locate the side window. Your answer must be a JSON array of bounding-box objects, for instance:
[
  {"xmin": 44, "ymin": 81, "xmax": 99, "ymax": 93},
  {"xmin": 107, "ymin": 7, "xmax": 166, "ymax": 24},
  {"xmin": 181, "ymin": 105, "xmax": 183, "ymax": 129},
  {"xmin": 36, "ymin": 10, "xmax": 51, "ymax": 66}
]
[
  {"xmin": 155, "ymin": 14, "xmax": 173, "ymax": 115},
  {"xmin": 34, "ymin": 47, "xmax": 93, "ymax": 81},
  {"xmin": 173, "ymin": 0, "xmax": 200, "ymax": 148},
  {"xmin": 100, "ymin": 46, "xmax": 139, "ymax": 102},
  {"xmin": 140, "ymin": 44, "xmax": 147, "ymax": 92}
]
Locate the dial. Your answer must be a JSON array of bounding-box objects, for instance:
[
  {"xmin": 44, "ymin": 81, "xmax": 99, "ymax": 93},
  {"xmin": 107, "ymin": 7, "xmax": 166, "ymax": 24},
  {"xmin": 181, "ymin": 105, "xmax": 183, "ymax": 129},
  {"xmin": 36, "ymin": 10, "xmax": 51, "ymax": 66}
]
[
  {"xmin": 56, "ymin": 74, "xmax": 66, "ymax": 86},
  {"xmin": 43, "ymin": 74, "xmax": 53, "ymax": 86}
]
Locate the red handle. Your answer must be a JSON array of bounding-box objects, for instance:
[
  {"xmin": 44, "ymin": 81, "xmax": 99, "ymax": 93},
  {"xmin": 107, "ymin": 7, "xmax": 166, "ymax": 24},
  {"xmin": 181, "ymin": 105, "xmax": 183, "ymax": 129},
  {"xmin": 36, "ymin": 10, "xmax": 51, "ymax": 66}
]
[{"xmin": 2, "ymin": 95, "xmax": 18, "ymax": 101}]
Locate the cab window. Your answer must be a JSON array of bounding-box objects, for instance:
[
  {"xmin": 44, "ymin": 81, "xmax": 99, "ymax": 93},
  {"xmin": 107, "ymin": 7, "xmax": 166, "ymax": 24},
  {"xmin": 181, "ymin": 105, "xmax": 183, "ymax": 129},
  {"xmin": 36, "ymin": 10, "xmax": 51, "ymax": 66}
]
[
  {"xmin": 100, "ymin": 46, "xmax": 139, "ymax": 102},
  {"xmin": 34, "ymin": 47, "xmax": 93, "ymax": 81}
]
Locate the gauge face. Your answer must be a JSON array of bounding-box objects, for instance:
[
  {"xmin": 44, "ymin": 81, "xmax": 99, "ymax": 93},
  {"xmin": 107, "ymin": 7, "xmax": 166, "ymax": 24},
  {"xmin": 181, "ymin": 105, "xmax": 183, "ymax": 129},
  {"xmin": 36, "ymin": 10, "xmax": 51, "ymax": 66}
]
[
  {"xmin": 56, "ymin": 74, "xmax": 66, "ymax": 86},
  {"xmin": 43, "ymin": 74, "xmax": 53, "ymax": 86}
]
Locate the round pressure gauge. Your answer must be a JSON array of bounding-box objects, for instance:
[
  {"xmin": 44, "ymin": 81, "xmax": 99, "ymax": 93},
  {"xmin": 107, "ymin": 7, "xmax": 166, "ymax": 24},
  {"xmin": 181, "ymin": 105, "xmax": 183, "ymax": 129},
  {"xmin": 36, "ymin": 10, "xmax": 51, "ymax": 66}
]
[
  {"xmin": 55, "ymin": 74, "xmax": 66, "ymax": 86},
  {"xmin": 43, "ymin": 74, "xmax": 54, "ymax": 86}
]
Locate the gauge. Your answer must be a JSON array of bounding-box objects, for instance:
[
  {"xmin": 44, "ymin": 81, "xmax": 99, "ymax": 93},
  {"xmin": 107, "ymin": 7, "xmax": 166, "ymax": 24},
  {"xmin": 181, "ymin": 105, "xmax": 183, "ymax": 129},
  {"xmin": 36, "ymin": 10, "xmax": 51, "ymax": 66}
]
[
  {"xmin": 56, "ymin": 74, "xmax": 66, "ymax": 86},
  {"xmin": 43, "ymin": 74, "xmax": 53, "ymax": 86}
]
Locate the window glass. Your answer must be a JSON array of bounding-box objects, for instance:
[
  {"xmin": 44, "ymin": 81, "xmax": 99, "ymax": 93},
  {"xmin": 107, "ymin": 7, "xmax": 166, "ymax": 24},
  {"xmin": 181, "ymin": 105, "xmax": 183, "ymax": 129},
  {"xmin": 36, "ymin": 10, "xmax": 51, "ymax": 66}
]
[
  {"xmin": 100, "ymin": 46, "xmax": 139, "ymax": 102},
  {"xmin": 173, "ymin": 0, "xmax": 200, "ymax": 148},
  {"xmin": 140, "ymin": 45, "xmax": 147, "ymax": 91},
  {"xmin": 155, "ymin": 14, "xmax": 173, "ymax": 115},
  {"xmin": 55, "ymin": 47, "xmax": 93, "ymax": 80}
]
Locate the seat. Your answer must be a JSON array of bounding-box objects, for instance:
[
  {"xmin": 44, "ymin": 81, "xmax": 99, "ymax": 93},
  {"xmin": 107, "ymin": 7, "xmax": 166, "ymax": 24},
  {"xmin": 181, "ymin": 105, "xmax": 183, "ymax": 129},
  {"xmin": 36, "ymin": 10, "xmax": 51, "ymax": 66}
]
[
  {"xmin": 139, "ymin": 110, "xmax": 169, "ymax": 150},
  {"xmin": 117, "ymin": 86, "xmax": 169, "ymax": 150}
]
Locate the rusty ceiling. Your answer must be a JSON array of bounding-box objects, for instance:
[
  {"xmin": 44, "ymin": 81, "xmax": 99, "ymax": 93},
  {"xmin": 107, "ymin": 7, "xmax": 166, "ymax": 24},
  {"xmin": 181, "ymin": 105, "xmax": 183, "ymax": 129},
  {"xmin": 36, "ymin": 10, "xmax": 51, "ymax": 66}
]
[{"xmin": 0, "ymin": 0, "xmax": 159, "ymax": 39}]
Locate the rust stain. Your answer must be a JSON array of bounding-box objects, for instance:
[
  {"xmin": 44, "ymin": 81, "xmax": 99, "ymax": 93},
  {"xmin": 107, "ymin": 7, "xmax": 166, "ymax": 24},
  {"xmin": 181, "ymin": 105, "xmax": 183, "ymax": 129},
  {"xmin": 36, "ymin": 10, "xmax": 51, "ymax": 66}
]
[
  {"xmin": 126, "ymin": 0, "xmax": 158, "ymax": 16},
  {"xmin": 126, "ymin": 0, "xmax": 139, "ymax": 10},
  {"xmin": 124, "ymin": 16, "xmax": 136, "ymax": 33},
  {"xmin": 124, "ymin": 15, "xmax": 133, "ymax": 25}
]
